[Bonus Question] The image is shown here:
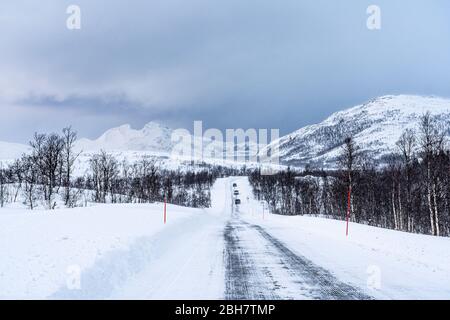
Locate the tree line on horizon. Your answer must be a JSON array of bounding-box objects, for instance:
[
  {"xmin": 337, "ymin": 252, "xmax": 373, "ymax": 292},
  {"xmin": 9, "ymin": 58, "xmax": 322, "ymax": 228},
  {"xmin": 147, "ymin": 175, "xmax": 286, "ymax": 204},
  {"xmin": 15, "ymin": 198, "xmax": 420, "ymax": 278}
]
[{"xmin": 250, "ymin": 112, "xmax": 450, "ymax": 237}]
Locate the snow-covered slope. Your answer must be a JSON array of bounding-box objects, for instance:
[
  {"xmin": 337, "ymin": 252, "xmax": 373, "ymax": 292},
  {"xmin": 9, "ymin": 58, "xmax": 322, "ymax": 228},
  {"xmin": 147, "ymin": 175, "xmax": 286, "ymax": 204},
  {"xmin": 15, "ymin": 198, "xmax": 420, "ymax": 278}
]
[
  {"xmin": 0, "ymin": 141, "xmax": 29, "ymax": 162},
  {"xmin": 76, "ymin": 122, "xmax": 174, "ymax": 153},
  {"xmin": 267, "ymin": 95, "xmax": 450, "ymax": 168}
]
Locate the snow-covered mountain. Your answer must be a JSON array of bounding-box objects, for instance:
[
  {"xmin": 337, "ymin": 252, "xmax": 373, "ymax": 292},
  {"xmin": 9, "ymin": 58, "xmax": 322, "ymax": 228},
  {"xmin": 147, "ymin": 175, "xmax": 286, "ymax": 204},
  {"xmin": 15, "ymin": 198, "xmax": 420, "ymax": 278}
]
[
  {"xmin": 266, "ymin": 95, "xmax": 450, "ymax": 168},
  {"xmin": 0, "ymin": 142, "xmax": 30, "ymax": 162},
  {"xmin": 75, "ymin": 121, "xmax": 258, "ymax": 161},
  {"xmin": 3, "ymin": 95, "xmax": 450, "ymax": 170},
  {"xmin": 75, "ymin": 122, "xmax": 174, "ymax": 154}
]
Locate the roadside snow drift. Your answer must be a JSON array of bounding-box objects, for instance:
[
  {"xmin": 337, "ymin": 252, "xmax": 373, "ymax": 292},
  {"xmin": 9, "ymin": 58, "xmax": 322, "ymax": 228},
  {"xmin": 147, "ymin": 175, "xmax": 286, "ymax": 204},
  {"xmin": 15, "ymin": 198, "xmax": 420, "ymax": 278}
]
[{"xmin": 0, "ymin": 200, "xmax": 225, "ymax": 299}]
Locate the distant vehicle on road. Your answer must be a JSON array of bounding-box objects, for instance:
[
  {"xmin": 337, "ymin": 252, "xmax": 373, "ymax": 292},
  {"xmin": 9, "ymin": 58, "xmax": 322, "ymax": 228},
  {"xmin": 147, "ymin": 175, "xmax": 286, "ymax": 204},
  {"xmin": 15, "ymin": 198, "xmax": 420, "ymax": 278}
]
[
  {"xmin": 235, "ymin": 199, "xmax": 241, "ymax": 205},
  {"xmin": 232, "ymin": 183, "xmax": 237, "ymax": 188},
  {"xmin": 233, "ymin": 190, "xmax": 239, "ymax": 195}
]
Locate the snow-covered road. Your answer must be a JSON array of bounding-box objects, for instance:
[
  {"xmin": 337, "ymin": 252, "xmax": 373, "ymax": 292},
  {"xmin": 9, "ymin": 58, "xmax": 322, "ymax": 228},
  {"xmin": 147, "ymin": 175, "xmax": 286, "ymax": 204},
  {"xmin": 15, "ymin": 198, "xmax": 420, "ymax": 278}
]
[
  {"xmin": 1, "ymin": 177, "xmax": 450, "ymax": 299},
  {"xmin": 224, "ymin": 219, "xmax": 370, "ymax": 300},
  {"xmin": 224, "ymin": 179, "xmax": 370, "ymax": 300}
]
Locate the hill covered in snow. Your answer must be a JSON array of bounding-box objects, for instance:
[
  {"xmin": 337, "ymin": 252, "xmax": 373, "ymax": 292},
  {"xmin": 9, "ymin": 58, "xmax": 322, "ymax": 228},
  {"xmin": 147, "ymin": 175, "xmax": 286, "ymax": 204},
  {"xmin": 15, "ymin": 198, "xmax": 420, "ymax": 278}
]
[
  {"xmin": 75, "ymin": 122, "xmax": 174, "ymax": 154},
  {"xmin": 266, "ymin": 95, "xmax": 450, "ymax": 168},
  {"xmin": 0, "ymin": 142, "xmax": 30, "ymax": 162}
]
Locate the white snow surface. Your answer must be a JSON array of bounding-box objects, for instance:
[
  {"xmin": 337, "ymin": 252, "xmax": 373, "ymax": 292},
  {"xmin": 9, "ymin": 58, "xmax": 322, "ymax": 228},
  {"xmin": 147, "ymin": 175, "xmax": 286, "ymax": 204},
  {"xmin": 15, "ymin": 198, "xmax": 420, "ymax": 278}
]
[
  {"xmin": 1, "ymin": 177, "xmax": 450, "ymax": 299},
  {"xmin": 0, "ymin": 180, "xmax": 229, "ymax": 299},
  {"xmin": 75, "ymin": 122, "xmax": 174, "ymax": 153},
  {"xmin": 0, "ymin": 142, "xmax": 29, "ymax": 162}
]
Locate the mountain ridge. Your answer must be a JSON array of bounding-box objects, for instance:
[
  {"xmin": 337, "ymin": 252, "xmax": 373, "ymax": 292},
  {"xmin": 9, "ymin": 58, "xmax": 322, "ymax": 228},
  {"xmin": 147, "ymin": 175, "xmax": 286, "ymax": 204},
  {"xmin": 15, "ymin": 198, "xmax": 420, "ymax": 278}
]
[
  {"xmin": 2, "ymin": 95, "xmax": 450, "ymax": 168},
  {"xmin": 266, "ymin": 95, "xmax": 450, "ymax": 168},
  {"xmin": 75, "ymin": 121, "xmax": 174, "ymax": 153}
]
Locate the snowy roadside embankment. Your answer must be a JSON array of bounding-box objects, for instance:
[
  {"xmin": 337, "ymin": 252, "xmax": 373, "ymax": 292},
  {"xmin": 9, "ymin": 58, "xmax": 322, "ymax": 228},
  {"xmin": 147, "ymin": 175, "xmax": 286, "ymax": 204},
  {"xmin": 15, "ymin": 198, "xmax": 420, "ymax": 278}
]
[
  {"xmin": 234, "ymin": 177, "xmax": 450, "ymax": 300},
  {"xmin": 0, "ymin": 203, "xmax": 202, "ymax": 299}
]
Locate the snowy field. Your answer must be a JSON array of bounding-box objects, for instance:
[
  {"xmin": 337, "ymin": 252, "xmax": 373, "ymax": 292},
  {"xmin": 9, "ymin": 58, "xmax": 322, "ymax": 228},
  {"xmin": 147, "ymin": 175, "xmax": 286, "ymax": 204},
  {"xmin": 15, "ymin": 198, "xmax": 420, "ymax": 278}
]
[
  {"xmin": 1, "ymin": 177, "xmax": 449, "ymax": 299},
  {"xmin": 0, "ymin": 198, "xmax": 226, "ymax": 299}
]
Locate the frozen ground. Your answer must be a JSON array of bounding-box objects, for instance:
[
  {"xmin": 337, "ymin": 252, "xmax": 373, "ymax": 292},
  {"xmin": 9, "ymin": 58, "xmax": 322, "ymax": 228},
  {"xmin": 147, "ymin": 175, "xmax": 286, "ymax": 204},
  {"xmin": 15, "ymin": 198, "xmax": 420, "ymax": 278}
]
[
  {"xmin": 1, "ymin": 177, "xmax": 449, "ymax": 299},
  {"xmin": 0, "ymin": 201, "xmax": 223, "ymax": 299}
]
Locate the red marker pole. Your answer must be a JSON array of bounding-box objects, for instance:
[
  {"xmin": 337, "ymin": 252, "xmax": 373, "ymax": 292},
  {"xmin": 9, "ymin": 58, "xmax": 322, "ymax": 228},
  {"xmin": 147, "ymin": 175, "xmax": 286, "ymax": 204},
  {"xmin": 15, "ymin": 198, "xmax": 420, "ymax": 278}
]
[
  {"xmin": 346, "ymin": 186, "xmax": 352, "ymax": 236},
  {"xmin": 164, "ymin": 196, "xmax": 167, "ymax": 224}
]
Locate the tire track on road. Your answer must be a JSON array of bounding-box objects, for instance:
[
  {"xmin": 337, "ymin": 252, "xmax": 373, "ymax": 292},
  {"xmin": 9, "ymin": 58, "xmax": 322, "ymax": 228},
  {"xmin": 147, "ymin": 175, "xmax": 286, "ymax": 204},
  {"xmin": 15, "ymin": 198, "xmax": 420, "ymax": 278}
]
[{"xmin": 224, "ymin": 217, "xmax": 371, "ymax": 300}]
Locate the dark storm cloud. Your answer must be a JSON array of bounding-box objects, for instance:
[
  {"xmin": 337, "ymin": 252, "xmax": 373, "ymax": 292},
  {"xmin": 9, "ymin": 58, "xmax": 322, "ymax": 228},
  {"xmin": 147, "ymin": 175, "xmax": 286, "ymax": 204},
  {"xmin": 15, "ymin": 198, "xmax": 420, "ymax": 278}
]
[
  {"xmin": 17, "ymin": 93, "xmax": 143, "ymax": 113},
  {"xmin": 0, "ymin": 0, "xmax": 450, "ymax": 142}
]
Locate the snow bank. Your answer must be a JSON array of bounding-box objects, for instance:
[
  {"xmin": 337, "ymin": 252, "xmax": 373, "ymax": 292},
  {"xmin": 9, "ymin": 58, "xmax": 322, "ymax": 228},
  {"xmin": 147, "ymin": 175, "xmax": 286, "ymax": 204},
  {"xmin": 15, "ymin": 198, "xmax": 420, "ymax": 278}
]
[{"xmin": 0, "ymin": 203, "xmax": 200, "ymax": 299}]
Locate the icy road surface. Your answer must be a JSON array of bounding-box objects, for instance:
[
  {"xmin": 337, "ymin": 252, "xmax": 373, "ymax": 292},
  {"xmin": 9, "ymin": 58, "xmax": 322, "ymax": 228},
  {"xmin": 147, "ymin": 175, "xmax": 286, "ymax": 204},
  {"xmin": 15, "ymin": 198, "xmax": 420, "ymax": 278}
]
[{"xmin": 224, "ymin": 219, "xmax": 369, "ymax": 299}]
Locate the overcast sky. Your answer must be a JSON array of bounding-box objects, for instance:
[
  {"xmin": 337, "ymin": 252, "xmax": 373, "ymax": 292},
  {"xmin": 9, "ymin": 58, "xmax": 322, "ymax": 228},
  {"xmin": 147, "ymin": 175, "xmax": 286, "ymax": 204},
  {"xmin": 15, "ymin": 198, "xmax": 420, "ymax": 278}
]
[{"xmin": 1, "ymin": 0, "xmax": 450, "ymax": 142}]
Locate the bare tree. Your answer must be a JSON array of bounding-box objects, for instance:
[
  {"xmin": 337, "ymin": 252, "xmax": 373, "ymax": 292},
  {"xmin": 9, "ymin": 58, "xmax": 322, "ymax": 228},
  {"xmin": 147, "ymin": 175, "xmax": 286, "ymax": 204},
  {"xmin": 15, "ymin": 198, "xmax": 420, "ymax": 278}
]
[
  {"xmin": 396, "ymin": 129, "xmax": 416, "ymax": 232},
  {"xmin": 419, "ymin": 112, "xmax": 445, "ymax": 236},
  {"xmin": 89, "ymin": 151, "xmax": 119, "ymax": 203},
  {"xmin": 386, "ymin": 155, "xmax": 402, "ymax": 230},
  {"xmin": 338, "ymin": 137, "xmax": 359, "ymax": 221},
  {"xmin": 0, "ymin": 162, "xmax": 5, "ymax": 207},
  {"xmin": 22, "ymin": 156, "xmax": 39, "ymax": 210},
  {"xmin": 62, "ymin": 126, "xmax": 80, "ymax": 207},
  {"xmin": 10, "ymin": 159, "xmax": 23, "ymax": 202},
  {"xmin": 43, "ymin": 134, "xmax": 64, "ymax": 209},
  {"xmin": 29, "ymin": 132, "xmax": 65, "ymax": 209}
]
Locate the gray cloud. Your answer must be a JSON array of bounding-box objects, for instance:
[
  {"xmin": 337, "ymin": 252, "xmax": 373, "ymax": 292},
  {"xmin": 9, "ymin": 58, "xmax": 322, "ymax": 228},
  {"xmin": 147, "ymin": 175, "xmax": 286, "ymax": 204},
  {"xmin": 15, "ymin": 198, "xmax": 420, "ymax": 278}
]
[{"xmin": 1, "ymin": 0, "xmax": 450, "ymax": 142}]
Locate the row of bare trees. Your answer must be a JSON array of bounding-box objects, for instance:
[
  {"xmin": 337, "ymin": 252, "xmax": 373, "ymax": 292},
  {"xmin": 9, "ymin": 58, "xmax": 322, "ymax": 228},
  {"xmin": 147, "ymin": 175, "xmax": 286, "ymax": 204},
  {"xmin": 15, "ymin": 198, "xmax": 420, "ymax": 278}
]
[
  {"xmin": 0, "ymin": 127, "xmax": 80, "ymax": 209},
  {"xmin": 0, "ymin": 127, "xmax": 225, "ymax": 209},
  {"xmin": 250, "ymin": 112, "xmax": 450, "ymax": 237},
  {"xmin": 84, "ymin": 151, "xmax": 218, "ymax": 208}
]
